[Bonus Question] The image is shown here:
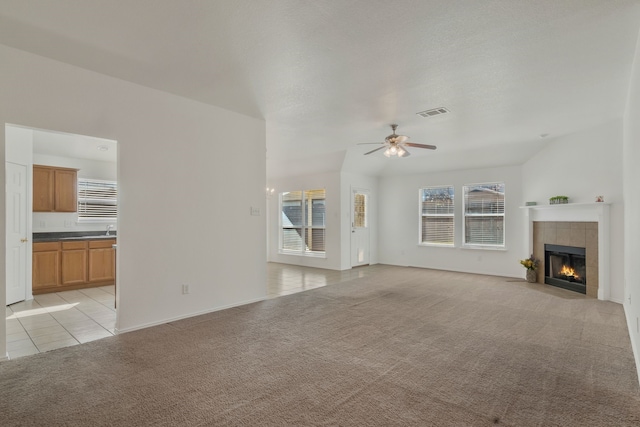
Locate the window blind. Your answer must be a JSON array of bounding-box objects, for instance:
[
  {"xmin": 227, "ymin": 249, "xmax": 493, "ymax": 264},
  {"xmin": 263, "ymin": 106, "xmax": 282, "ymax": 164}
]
[
  {"xmin": 77, "ymin": 178, "xmax": 118, "ymax": 220},
  {"xmin": 354, "ymin": 193, "xmax": 367, "ymax": 228},
  {"xmin": 281, "ymin": 189, "xmax": 325, "ymax": 254},
  {"xmin": 420, "ymin": 186, "xmax": 454, "ymax": 245},
  {"xmin": 463, "ymin": 183, "xmax": 505, "ymax": 246}
]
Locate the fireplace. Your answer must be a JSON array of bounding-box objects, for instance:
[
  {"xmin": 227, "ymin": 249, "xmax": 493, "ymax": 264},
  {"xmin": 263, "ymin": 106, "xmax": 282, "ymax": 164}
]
[{"xmin": 544, "ymin": 244, "xmax": 587, "ymax": 294}]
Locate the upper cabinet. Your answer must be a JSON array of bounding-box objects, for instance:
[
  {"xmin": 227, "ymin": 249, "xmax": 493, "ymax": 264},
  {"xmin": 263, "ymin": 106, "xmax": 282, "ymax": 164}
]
[{"xmin": 33, "ymin": 165, "xmax": 79, "ymax": 212}]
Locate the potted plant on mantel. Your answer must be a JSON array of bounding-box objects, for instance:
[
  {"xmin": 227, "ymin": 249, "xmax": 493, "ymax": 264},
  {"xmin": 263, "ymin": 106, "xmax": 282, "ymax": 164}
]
[
  {"xmin": 520, "ymin": 255, "xmax": 540, "ymax": 283},
  {"xmin": 549, "ymin": 195, "xmax": 569, "ymax": 205}
]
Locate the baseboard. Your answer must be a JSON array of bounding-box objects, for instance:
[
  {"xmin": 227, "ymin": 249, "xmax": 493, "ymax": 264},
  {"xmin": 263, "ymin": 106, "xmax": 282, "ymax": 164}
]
[
  {"xmin": 623, "ymin": 304, "xmax": 640, "ymax": 386},
  {"xmin": 1, "ymin": 352, "xmax": 8, "ymax": 362},
  {"xmin": 115, "ymin": 295, "xmax": 267, "ymax": 335}
]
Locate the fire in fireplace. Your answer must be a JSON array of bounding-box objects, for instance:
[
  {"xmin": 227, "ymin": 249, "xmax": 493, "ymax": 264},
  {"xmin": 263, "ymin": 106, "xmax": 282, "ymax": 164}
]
[{"xmin": 544, "ymin": 244, "xmax": 586, "ymax": 294}]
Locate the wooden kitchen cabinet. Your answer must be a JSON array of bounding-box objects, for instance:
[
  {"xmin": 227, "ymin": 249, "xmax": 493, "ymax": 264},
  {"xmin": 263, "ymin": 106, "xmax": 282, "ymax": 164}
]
[
  {"xmin": 61, "ymin": 241, "xmax": 88, "ymax": 286},
  {"xmin": 33, "ymin": 242, "xmax": 61, "ymax": 291},
  {"xmin": 88, "ymin": 240, "xmax": 116, "ymax": 283},
  {"xmin": 33, "ymin": 238, "xmax": 115, "ymax": 294},
  {"xmin": 33, "ymin": 165, "xmax": 78, "ymax": 212}
]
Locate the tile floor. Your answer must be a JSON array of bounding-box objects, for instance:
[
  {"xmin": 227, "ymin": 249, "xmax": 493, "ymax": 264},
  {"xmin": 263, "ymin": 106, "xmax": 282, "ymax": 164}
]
[
  {"xmin": 267, "ymin": 262, "xmax": 386, "ymax": 298},
  {"xmin": 5, "ymin": 263, "xmax": 384, "ymax": 359},
  {"xmin": 6, "ymin": 286, "xmax": 116, "ymax": 360}
]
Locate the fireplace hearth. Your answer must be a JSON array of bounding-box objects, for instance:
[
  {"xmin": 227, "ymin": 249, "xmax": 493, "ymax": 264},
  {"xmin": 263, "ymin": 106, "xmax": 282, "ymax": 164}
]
[{"xmin": 544, "ymin": 244, "xmax": 586, "ymax": 294}]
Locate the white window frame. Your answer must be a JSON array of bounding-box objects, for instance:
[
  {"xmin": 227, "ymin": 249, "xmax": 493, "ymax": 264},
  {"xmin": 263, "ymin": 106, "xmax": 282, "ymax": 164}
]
[
  {"xmin": 419, "ymin": 186, "xmax": 455, "ymax": 247},
  {"xmin": 77, "ymin": 178, "xmax": 118, "ymax": 222},
  {"xmin": 279, "ymin": 189, "xmax": 326, "ymax": 257},
  {"xmin": 462, "ymin": 182, "xmax": 505, "ymax": 249}
]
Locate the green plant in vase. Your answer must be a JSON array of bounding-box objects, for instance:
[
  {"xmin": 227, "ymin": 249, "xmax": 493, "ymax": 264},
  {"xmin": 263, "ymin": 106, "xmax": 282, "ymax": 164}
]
[{"xmin": 520, "ymin": 254, "xmax": 539, "ymax": 283}]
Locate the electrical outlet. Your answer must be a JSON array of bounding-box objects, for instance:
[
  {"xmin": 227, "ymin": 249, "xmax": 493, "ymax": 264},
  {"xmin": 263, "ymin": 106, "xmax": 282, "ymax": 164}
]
[
  {"xmin": 39, "ymin": 221, "xmax": 46, "ymax": 228},
  {"xmin": 182, "ymin": 284, "xmax": 190, "ymax": 295}
]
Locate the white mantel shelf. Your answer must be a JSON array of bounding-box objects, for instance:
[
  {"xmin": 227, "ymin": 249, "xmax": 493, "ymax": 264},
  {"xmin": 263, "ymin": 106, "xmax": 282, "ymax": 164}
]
[
  {"xmin": 519, "ymin": 202, "xmax": 611, "ymax": 210},
  {"xmin": 522, "ymin": 202, "xmax": 611, "ymax": 301}
]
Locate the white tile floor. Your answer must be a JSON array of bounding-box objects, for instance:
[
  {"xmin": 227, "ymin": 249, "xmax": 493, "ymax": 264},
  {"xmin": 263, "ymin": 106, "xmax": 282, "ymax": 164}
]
[
  {"xmin": 267, "ymin": 262, "xmax": 386, "ymax": 298},
  {"xmin": 6, "ymin": 286, "xmax": 116, "ymax": 360},
  {"xmin": 5, "ymin": 263, "xmax": 384, "ymax": 360}
]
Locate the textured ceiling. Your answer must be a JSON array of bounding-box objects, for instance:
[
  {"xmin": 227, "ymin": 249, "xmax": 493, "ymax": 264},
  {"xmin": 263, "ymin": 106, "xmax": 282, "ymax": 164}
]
[{"xmin": 1, "ymin": 0, "xmax": 639, "ymax": 177}]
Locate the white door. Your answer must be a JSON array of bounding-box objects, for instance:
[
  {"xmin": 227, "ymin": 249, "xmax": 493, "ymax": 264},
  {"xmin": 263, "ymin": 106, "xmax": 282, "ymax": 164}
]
[
  {"xmin": 351, "ymin": 189, "xmax": 370, "ymax": 267},
  {"xmin": 6, "ymin": 162, "xmax": 28, "ymax": 305}
]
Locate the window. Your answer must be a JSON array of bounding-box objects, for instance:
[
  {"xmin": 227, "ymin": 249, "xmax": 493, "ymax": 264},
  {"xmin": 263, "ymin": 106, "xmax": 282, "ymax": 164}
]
[
  {"xmin": 280, "ymin": 189, "xmax": 326, "ymax": 255},
  {"xmin": 463, "ymin": 182, "xmax": 505, "ymax": 247},
  {"xmin": 354, "ymin": 193, "xmax": 367, "ymax": 228},
  {"xmin": 77, "ymin": 178, "xmax": 118, "ymax": 220},
  {"xmin": 419, "ymin": 186, "xmax": 454, "ymax": 246}
]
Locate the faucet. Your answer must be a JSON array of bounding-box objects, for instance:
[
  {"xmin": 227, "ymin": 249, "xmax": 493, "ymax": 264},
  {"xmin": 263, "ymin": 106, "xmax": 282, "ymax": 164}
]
[{"xmin": 106, "ymin": 224, "xmax": 114, "ymax": 236}]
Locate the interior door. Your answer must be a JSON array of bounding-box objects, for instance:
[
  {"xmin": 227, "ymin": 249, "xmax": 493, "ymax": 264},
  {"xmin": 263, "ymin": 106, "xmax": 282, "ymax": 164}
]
[
  {"xmin": 6, "ymin": 162, "xmax": 28, "ymax": 305},
  {"xmin": 351, "ymin": 189, "xmax": 370, "ymax": 267}
]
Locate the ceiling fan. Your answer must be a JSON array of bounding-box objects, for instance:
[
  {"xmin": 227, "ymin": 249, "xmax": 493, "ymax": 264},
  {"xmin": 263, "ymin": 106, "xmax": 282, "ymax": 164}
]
[{"xmin": 359, "ymin": 124, "xmax": 437, "ymax": 157}]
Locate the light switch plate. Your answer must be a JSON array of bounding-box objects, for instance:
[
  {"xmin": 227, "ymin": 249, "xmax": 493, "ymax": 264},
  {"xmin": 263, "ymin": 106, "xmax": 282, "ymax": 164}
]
[{"xmin": 250, "ymin": 206, "xmax": 261, "ymax": 216}]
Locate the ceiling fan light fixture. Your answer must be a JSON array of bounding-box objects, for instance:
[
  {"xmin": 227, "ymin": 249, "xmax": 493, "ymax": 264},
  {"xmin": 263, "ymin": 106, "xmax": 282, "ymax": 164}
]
[{"xmin": 359, "ymin": 124, "xmax": 437, "ymax": 157}]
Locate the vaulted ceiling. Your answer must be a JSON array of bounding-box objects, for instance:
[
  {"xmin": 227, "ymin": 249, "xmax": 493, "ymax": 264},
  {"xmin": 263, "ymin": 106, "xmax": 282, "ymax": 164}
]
[{"xmin": 1, "ymin": 1, "xmax": 639, "ymax": 177}]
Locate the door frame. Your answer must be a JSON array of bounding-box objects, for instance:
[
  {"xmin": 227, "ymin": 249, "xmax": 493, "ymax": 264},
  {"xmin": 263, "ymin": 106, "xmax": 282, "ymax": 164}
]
[{"xmin": 6, "ymin": 161, "xmax": 32, "ymax": 305}]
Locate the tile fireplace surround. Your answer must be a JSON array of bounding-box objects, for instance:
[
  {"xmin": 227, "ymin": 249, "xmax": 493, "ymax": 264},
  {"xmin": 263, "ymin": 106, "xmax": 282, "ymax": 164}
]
[
  {"xmin": 532, "ymin": 221, "xmax": 598, "ymax": 297},
  {"xmin": 524, "ymin": 203, "xmax": 610, "ymax": 300}
]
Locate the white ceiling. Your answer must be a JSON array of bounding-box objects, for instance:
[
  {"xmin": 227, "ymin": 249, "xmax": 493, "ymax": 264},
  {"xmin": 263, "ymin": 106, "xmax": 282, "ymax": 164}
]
[{"xmin": 1, "ymin": 1, "xmax": 639, "ymax": 177}]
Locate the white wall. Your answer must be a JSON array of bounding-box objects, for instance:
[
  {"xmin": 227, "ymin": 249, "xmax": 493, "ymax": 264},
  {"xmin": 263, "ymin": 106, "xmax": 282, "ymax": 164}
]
[
  {"xmin": 522, "ymin": 120, "xmax": 625, "ymax": 302},
  {"xmin": 0, "ymin": 44, "xmax": 266, "ymax": 349},
  {"xmin": 378, "ymin": 165, "xmax": 524, "ymax": 278},
  {"xmin": 268, "ymin": 172, "xmax": 342, "ymax": 270},
  {"xmin": 32, "ymin": 153, "xmax": 118, "ymax": 232},
  {"xmin": 623, "ymin": 25, "xmax": 640, "ymax": 383},
  {"xmin": 340, "ymin": 172, "xmax": 379, "ymax": 270}
]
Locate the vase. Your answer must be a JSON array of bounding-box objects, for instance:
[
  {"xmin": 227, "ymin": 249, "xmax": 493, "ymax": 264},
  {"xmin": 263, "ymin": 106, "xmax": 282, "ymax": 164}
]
[{"xmin": 526, "ymin": 269, "xmax": 537, "ymax": 283}]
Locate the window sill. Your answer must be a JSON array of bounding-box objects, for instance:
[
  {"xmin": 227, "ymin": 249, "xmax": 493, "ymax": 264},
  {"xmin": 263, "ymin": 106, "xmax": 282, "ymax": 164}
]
[
  {"xmin": 77, "ymin": 218, "xmax": 117, "ymax": 224},
  {"xmin": 278, "ymin": 250, "xmax": 326, "ymax": 259},
  {"xmin": 418, "ymin": 243, "xmax": 456, "ymax": 248},
  {"xmin": 460, "ymin": 245, "xmax": 507, "ymax": 251}
]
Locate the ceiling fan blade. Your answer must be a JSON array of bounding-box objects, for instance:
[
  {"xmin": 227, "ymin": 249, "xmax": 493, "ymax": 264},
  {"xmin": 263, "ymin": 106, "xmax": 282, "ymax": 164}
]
[
  {"xmin": 396, "ymin": 135, "xmax": 408, "ymax": 144},
  {"xmin": 357, "ymin": 142, "xmax": 384, "ymax": 145},
  {"xmin": 364, "ymin": 146, "xmax": 386, "ymax": 155},
  {"xmin": 405, "ymin": 142, "xmax": 437, "ymax": 150},
  {"xmin": 399, "ymin": 147, "xmax": 411, "ymax": 157}
]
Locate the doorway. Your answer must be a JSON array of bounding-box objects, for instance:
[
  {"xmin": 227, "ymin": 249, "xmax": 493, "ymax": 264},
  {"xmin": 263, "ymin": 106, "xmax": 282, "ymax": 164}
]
[{"xmin": 5, "ymin": 124, "xmax": 118, "ymax": 359}]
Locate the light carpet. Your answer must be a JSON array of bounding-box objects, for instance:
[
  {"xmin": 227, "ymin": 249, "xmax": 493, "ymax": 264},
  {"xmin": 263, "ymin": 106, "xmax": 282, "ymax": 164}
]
[{"xmin": 1, "ymin": 266, "xmax": 639, "ymax": 426}]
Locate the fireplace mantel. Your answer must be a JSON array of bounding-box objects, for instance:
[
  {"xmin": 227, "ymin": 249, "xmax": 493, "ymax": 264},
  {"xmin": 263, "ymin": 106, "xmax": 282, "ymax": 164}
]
[{"xmin": 522, "ymin": 202, "xmax": 610, "ymax": 300}]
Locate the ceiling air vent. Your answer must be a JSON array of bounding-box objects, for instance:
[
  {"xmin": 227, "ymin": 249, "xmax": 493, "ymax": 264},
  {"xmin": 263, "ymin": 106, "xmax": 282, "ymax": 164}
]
[{"xmin": 416, "ymin": 107, "xmax": 450, "ymax": 118}]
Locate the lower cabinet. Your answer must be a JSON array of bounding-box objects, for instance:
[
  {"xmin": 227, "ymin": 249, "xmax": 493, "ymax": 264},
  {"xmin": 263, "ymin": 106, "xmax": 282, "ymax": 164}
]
[
  {"xmin": 33, "ymin": 239, "xmax": 116, "ymax": 294},
  {"xmin": 89, "ymin": 240, "xmax": 116, "ymax": 283},
  {"xmin": 61, "ymin": 241, "xmax": 88, "ymax": 286},
  {"xmin": 33, "ymin": 242, "xmax": 61, "ymax": 291}
]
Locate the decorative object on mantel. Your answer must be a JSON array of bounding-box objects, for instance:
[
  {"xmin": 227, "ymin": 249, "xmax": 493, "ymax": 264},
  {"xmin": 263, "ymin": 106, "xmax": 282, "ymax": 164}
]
[
  {"xmin": 520, "ymin": 254, "xmax": 540, "ymax": 283},
  {"xmin": 595, "ymin": 195, "xmax": 604, "ymax": 203},
  {"xmin": 525, "ymin": 201, "xmax": 537, "ymax": 206},
  {"xmin": 549, "ymin": 195, "xmax": 569, "ymax": 205}
]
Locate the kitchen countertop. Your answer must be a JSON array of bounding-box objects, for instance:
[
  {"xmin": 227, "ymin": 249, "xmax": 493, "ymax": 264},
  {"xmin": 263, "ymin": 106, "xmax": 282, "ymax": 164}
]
[{"xmin": 33, "ymin": 232, "xmax": 117, "ymax": 243}]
